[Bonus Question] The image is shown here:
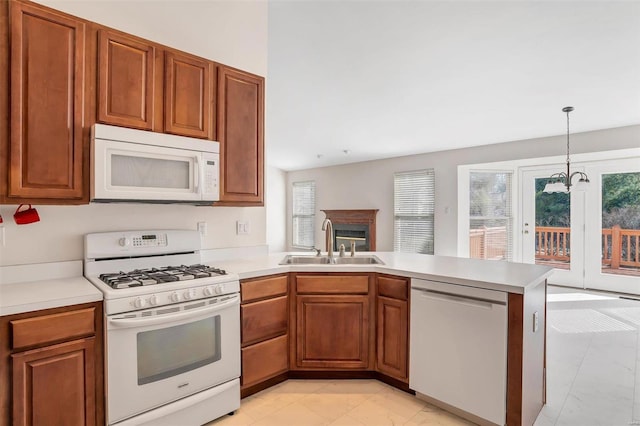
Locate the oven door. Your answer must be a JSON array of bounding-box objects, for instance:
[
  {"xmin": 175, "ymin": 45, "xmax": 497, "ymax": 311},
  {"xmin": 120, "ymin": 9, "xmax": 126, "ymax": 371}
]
[{"xmin": 105, "ymin": 294, "xmax": 240, "ymax": 425}]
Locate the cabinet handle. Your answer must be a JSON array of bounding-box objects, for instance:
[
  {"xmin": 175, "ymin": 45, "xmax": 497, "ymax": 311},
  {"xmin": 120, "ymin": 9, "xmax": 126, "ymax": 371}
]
[{"xmin": 412, "ymin": 287, "xmax": 505, "ymax": 308}]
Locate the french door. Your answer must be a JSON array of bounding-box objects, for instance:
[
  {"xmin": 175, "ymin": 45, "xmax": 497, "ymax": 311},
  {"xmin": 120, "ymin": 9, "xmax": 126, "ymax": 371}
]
[
  {"xmin": 584, "ymin": 159, "xmax": 640, "ymax": 294},
  {"xmin": 521, "ymin": 167, "xmax": 585, "ymax": 287},
  {"xmin": 521, "ymin": 159, "xmax": 640, "ymax": 294}
]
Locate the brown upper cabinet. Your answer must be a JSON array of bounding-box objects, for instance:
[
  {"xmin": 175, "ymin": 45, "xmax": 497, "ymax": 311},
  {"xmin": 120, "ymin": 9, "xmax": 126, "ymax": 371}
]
[
  {"xmin": 97, "ymin": 29, "xmax": 159, "ymax": 131},
  {"xmin": 164, "ymin": 51, "xmax": 215, "ymax": 139},
  {"xmin": 217, "ymin": 66, "xmax": 265, "ymax": 206},
  {"xmin": 97, "ymin": 31, "xmax": 217, "ymax": 140},
  {"xmin": 6, "ymin": 1, "xmax": 86, "ymax": 201},
  {"xmin": 2, "ymin": 0, "xmax": 265, "ymax": 206}
]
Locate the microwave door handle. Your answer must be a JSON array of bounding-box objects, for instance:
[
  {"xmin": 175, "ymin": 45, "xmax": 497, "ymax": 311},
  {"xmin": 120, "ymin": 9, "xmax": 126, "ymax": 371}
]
[
  {"xmin": 108, "ymin": 295, "xmax": 239, "ymax": 329},
  {"xmin": 194, "ymin": 156, "xmax": 200, "ymax": 194}
]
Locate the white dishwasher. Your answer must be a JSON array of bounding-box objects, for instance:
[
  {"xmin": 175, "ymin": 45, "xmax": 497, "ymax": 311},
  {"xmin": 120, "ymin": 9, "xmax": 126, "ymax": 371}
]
[{"xmin": 409, "ymin": 278, "xmax": 508, "ymax": 426}]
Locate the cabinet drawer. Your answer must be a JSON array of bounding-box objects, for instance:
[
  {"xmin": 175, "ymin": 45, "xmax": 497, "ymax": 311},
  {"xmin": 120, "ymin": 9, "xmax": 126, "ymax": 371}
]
[
  {"xmin": 241, "ymin": 275, "xmax": 288, "ymax": 303},
  {"xmin": 242, "ymin": 335, "xmax": 288, "ymax": 388},
  {"xmin": 241, "ymin": 296, "xmax": 288, "ymax": 345},
  {"xmin": 378, "ymin": 276, "xmax": 409, "ymax": 300},
  {"xmin": 11, "ymin": 308, "xmax": 95, "ymax": 350},
  {"xmin": 297, "ymin": 275, "xmax": 369, "ymax": 294}
]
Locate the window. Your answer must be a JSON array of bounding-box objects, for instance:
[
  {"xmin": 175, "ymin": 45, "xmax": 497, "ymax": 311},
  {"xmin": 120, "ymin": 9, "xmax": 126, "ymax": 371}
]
[
  {"xmin": 394, "ymin": 169, "xmax": 435, "ymax": 254},
  {"xmin": 292, "ymin": 181, "xmax": 316, "ymax": 248},
  {"xmin": 469, "ymin": 171, "xmax": 513, "ymax": 261}
]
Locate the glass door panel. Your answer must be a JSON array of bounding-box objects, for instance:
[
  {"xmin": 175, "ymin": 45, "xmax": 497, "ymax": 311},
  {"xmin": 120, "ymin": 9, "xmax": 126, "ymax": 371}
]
[
  {"xmin": 585, "ymin": 160, "xmax": 640, "ymax": 294},
  {"xmin": 600, "ymin": 172, "xmax": 640, "ymax": 278},
  {"xmin": 521, "ymin": 168, "xmax": 584, "ymax": 287},
  {"xmin": 534, "ymin": 177, "xmax": 571, "ymax": 270}
]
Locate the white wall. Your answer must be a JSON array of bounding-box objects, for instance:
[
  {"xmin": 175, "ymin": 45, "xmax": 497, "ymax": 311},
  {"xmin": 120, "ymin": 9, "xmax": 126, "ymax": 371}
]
[
  {"xmin": 0, "ymin": 0, "xmax": 275, "ymax": 267},
  {"xmin": 266, "ymin": 166, "xmax": 287, "ymax": 252},
  {"xmin": 286, "ymin": 125, "xmax": 640, "ymax": 256}
]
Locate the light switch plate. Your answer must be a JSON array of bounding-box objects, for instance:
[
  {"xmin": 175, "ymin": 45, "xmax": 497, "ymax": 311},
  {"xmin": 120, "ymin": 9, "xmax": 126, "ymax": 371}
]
[
  {"xmin": 533, "ymin": 311, "xmax": 539, "ymax": 333},
  {"xmin": 236, "ymin": 220, "xmax": 250, "ymax": 235}
]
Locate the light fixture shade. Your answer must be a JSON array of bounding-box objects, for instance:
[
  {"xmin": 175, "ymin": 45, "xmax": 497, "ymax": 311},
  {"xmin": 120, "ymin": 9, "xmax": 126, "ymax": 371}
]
[
  {"xmin": 543, "ymin": 182, "xmax": 567, "ymax": 193},
  {"xmin": 573, "ymin": 179, "xmax": 588, "ymax": 191}
]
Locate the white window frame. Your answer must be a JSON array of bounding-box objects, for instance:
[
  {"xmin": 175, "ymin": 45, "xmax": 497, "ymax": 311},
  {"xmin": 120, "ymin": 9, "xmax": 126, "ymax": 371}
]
[
  {"xmin": 292, "ymin": 180, "xmax": 316, "ymax": 249},
  {"xmin": 393, "ymin": 169, "xmax": 435, "ymax": 254}
]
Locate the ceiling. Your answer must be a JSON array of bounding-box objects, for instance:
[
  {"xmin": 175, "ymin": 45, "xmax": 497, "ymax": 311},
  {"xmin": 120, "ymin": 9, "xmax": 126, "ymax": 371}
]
[{"xmin": 266, "ymin": 1, "xmax": 640, "ymax": 171}]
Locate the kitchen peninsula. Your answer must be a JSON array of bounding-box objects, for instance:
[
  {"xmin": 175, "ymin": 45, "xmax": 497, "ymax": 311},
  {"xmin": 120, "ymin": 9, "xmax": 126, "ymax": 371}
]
[{"xmin": 211, "ymin": 251, "xmax": 552, "ymax": 426}]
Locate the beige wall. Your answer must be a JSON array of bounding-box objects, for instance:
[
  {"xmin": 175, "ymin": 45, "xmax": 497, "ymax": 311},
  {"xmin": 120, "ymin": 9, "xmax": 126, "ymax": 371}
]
[
  {"xmin": 0, "ymin": 0, "xmax": 274, "ymax": 266},
  {"xmin": 286, "ymin": 125, "xmax": 640, "ymax": 256}
]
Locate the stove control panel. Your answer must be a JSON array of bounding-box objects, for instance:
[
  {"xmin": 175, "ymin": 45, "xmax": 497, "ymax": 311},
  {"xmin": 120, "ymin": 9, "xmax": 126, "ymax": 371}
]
[{"xmin": 107, "ymin": 280, "xmax": 239, "ymax": 315}]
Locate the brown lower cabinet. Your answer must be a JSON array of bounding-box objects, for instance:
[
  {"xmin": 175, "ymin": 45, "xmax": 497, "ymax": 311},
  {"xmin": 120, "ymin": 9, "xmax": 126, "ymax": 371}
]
[
  {"xmin": 240, "ymin": 274, "xmax": 289, "ymax": 395},
  {"xmin": 376, "ymin": 275, "xmax": 409, "ymax": 382},
  {"xmin": 0, "ymin": 302, "xmax": 104, "ymax": 425}
]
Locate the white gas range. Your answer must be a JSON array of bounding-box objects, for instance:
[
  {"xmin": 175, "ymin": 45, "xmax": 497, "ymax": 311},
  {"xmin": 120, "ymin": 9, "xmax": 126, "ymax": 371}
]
[{"xmin": 84, "ymin": 230, "xmax": 240, "ymax": 426}]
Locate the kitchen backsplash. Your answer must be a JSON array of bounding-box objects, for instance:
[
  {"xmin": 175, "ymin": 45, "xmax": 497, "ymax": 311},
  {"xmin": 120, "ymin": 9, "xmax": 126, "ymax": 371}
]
[{"xmin": 0, "ymin": 203, "xmax": 266, "ymax": 266}]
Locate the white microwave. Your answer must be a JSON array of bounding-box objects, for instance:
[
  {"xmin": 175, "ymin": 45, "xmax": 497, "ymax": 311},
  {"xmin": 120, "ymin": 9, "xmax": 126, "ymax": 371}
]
[{"xmin": 91, "ymin": 124, "xmax": 219, "ymax": 204}]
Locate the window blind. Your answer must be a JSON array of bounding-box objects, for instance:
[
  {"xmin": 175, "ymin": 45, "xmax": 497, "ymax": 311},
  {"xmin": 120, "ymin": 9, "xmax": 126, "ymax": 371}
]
[
  {"xmin": 394, "ymin": 169, "xmax": 435, "ymax": 254},
  {"xmin": 469, "ymin": 171, "xmax": 513, "ymax": 261},
  {"xmin": 292, "ymin": 181, "xmax": 316, "ymax": 248}
]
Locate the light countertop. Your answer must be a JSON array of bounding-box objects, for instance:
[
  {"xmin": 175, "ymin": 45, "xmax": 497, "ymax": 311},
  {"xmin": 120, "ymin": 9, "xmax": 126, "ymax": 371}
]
[
  {"xmin": 0, "ymin": 261, "xmax": 103, "ymax": 317},
  {"xmin": 213, "ymin": 251, "xmax": 554, "ymax": 294}
]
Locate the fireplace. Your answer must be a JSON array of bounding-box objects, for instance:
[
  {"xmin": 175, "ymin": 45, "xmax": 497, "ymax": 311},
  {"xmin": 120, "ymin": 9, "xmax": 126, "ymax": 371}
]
[{"xmin": 321, "ymin": 209, "xmax": 378, "ymax": 251}]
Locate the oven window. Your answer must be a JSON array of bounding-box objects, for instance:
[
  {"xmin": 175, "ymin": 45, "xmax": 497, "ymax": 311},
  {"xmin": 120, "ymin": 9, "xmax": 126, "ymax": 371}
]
[
  {"xmin": 136, "ymin": 316, "xmax": 221, "ymax": 385},
  {"xmin": 111, "ymin": 154, "xmax": 190, "ymax": 189}
]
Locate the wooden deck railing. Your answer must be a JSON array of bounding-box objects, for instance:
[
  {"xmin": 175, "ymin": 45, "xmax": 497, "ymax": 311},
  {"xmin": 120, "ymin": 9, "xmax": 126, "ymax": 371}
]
[
  {"xmin": 535, "ymin": 226, "xmax": 571, "ymax": 262},
  {"xmin": 470, "ymin": 225, "xmax": 640, "ymax": 269},
  {"xmin": 602, "ymin": 225, "xmax": 640, "ymax": 269},
  {"xmin": 469, "ymin": 226, "xmax": 508, "ymax": 260}
]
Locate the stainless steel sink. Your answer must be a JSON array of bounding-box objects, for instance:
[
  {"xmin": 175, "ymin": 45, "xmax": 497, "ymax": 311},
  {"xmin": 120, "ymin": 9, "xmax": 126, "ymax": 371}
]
[
  {"xmin": 334, "ymin": 256, "xmax": 383, "ymax": 264},
  {"xmin": 279, "ymin": 255, "xmax": 384, "ymax": 265},
  {"xmin": 279, "ymin": 255, "xmax": 331, "ymax": 264}
]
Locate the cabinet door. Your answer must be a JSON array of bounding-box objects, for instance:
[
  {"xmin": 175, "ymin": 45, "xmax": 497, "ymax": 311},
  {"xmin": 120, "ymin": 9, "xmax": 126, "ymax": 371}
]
[
  {"xmin": 97, "ymin": 30, "xmax": 158, "ymax": 130},
  {"xmin": 376, "ymin": 296, "xmax": 408, "ymax": 381},
  {"xmin": 9, "ymin": 2, "xmax": 85, "ymax": 199},
  {"xmin": 164, "ymin": 51, "xmax": 214, "ymax": 139},
  {"xmin": 12, "ymin": 337, "xmax": 96, "ymax": 426},
  {"xmin": 296, "ymin": 295, "xmax": 369, "ymax": 369},
  {"xmin": 217, "ymin": 66, "xmax": 264, "ymax": 206}
]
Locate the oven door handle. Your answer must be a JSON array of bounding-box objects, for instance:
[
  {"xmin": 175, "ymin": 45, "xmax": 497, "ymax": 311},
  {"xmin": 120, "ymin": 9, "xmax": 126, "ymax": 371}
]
[{"xmin": 108, "ymin": 295, "xmax": 239, "ymax": 329}]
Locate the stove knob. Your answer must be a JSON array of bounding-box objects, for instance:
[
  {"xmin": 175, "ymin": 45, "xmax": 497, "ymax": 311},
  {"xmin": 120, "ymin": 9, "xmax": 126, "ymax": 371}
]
[
  {"xmin": 148, "ymin": 295, "xmax": 158, "ymax": 306},
  {"xmin": 133, "ymin": 297, "xmax": 146, "ymax": 309},
  {"xmin": 118, "ymin": 237, "xmax": 131, "ymax": 247},
  {"xmin": 203, "ymin": 286, "xmax": 214, "ymax": 297},
  {"xmin": 170, "ymin": 292, "xmax": 181, "ymax": 303},
  {"xmin": 183, "ymin": 289, "xmax": 196, "ymax": 300},
  {"xmin": 214, "ymin": 284, "xmax": 224, "ymax": 295}
]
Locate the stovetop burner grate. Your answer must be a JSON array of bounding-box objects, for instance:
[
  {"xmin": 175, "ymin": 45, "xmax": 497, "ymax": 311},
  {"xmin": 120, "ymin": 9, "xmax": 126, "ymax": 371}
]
[{"xmin": 99, "ymin": 264, "xmax": 227, "ymax": 289}]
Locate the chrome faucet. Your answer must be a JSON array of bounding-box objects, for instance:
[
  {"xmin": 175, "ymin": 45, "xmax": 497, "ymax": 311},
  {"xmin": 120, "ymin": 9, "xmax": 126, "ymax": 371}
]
[{"xmin": 321, "ymin": 218, "xmax": 334, "ymax": 263}]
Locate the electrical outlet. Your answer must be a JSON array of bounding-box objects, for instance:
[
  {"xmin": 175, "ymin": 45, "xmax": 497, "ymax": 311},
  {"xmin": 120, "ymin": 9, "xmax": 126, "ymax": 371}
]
[
  {"xmin": 197, "ymin": 222, "xmax": 207, "ymax": 237},
  {"xmin": 236, "ymin": 221, "xmax": 250, "ymax": 235}
]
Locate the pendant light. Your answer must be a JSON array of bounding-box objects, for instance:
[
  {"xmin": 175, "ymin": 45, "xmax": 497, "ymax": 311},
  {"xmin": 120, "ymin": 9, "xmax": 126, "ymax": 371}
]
[{"xmin": 543, "ymin": 106, "xmax": 589, "ymax": 193}]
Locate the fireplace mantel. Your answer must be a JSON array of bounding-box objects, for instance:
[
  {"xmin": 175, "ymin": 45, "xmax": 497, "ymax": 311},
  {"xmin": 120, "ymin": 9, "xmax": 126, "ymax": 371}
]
[{"xmin": 321, "ymin": 209, "xmax": 379, "ymax": 251}]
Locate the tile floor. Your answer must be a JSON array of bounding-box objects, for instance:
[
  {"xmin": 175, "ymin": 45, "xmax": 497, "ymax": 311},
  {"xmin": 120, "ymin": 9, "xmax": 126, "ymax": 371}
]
[
  {"xmin": 208, "ymin": 285, "xmax": 640, "ymax": 426},
  {"xmin": 536, "ymin": 286, "xmax": 640, "ymax": 426},
  {"xmin": 208, "ymin": 379, "xmax": 472, "ymax": 426}
]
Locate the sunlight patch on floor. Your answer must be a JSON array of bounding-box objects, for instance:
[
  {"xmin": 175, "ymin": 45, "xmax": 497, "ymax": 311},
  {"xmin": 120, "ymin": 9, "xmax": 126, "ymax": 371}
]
[
  {"xmin": 548, "ymin": 293, "xmax": 618, "ymax": 303},
  {"xmin": 602, "ymin": 307, "xmax": 640, "ymax": 327},
  {"xmin": 549, "ymin": 309, "xmax": 636, "ymax": 333}
]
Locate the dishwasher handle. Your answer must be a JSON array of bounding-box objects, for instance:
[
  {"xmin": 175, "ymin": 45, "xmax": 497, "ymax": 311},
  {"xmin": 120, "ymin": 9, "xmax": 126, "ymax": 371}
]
[{"xmin": 412, "ymin": 287, "xmax": 505, "ymax": 309}]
